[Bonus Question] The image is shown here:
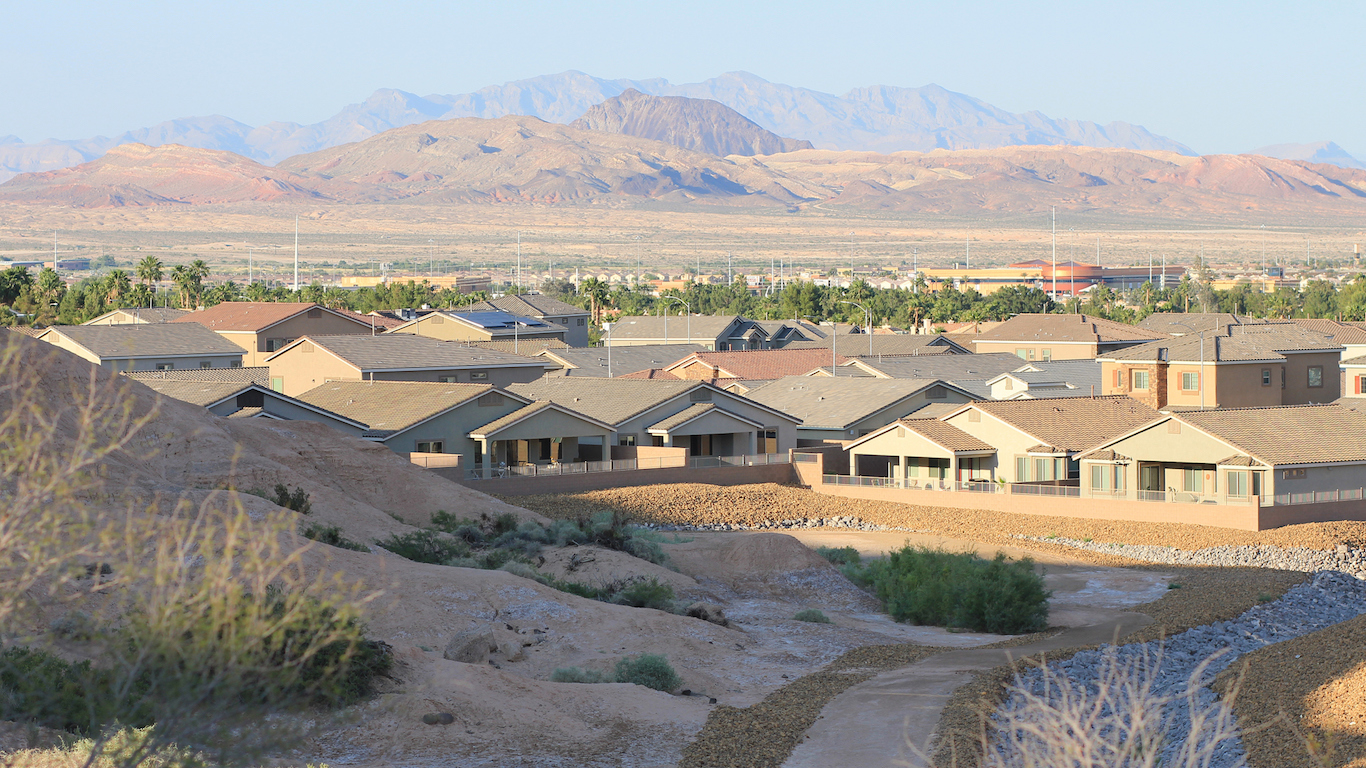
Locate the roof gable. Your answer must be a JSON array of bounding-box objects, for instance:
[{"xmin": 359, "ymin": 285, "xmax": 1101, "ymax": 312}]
[{"xmin": 172, "ymin": 302, "xmax": 371, "ymax": 333}]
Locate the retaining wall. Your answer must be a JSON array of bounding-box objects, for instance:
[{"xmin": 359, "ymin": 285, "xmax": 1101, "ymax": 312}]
[{"xmin": 438, "ymin": 462, "xmax": 796, "ymax": 497}]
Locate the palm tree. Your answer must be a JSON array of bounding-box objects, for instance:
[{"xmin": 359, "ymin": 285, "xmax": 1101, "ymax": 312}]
[
  {"xmin": 136, "ymin": 256, "xmax": 163, "ymax": 288},
  {"xmin": 582, "ymin": 277, "xmax": 609, "ymax": 325},
  {"xmin": 104, "ymin": 269, "xmax": 132, "ymax": 307}
]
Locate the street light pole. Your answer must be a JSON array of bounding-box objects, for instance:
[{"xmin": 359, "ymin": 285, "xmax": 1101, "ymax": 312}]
[
  {"xmin": 661, "ymin": 295, "xmax": 690, "ymax": 345},
  {"xmin": 839, "ymin": 299, "xmax": 872, "ymax": 357}
]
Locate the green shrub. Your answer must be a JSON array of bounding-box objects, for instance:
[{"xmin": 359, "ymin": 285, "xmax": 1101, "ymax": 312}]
[
  {"xmin": 613, "ymin": 578, "xmax": 675, "ymax": 610},
  {"xmin": 846, "ymin": 546, "xmax": 1051, "ymax": 634},
  {"xmin": 550, "ymin": 667, "xmax": 611, "ymax": 684},
  {"xmin": 815, "ymin": 545, "xmax": 861, "ymax": 565},
  {"xmin": 0, "ymin": 647, "xmax": 136, "ymax": 734},
  {"xmin": 794, "ymin": 609, "xmax": 831, "ymax": 624},
  {"xmin": 374, "ymin": 531, "xmax": 470, "ymax": 564},
  {"xmin": 613, "ymin": 654, "xmax": 681, "ymax": 692},
  {"xmin": 273, "ymin": 483, "xmax": 312, "ymax": 515},
  {"xmin": 301, "ymin": 524, "xmax": 368, "ymax": 552}
]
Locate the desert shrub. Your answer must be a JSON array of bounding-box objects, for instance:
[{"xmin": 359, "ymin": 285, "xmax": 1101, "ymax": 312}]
[
  {"xmin": 794, "ymin": 609, "xmax": 831, "ymax": 624},
  {"xmin": 613, "ymin": 654, "xmax": 681, "ymax": 692},
  {"xmin": 549, "ymin": 667, "xmax": 611, "ymax": 684},
  {"xmin": 301, "ymin": 524, "xmax": 367, "ymax": 552},
  {"xmin": 847, "ymin": 546, "xmax": 1050, "ymax": 634},
  {"xmin": 0, "ymin": 647, "xmax": 137, "ymax": 734},
  {"xmin": 272, "ymin": 484, "xmax": 312, "ymax": 515},
  {"xmin": 613, "ymin": 578, "xmax": 676, "ymax": 610},
  {"xmin": 815, "ymin": 545, "xmax": 861, "ymax": 565},
  {"xmin": 374, "ymin": 531, "xmax": 470, "ymax": 564}
]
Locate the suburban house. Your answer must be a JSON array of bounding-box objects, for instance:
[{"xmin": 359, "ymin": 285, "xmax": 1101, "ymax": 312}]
[
  {"xmin": 660, "ymin": 349, "xmax": 851, "ymax": 385},
  {"xmin": 1137, "ymin": 313, "xmax": 1261, "ymax": 336},
  {"xmin": 263, "ymin": 334, "xmax": 550, "ymax": 396},
  {"xmin": 605, "ymin": 315, "xmax": 773, "ymax": 350},
  {"xmin": 809, "ymin": 352, "xmax": 1029, "ymax": 399},
  {"xmin": 986, "ymin": 360, "xmax": 1104, "ymax": 399},
  {"xmin": 1097, "ymin": 325, "xmax": 1343, "ymax": 409},
  {"xmin": 83, "ymin": 307, "xmax": 190, "ymax": 325},
  {"xmin": 465, "ymin": 294, "xmax": 591, "ymax": 346},
  {"xmin": 37, "ymin": 324, "xmax": 246, "ymax": 371},
  {"xmin": 389, "ymin": 310, "xmax": 568, "ymax": 347},
  {"xmin": 783, "ymin": 334, "xmax": 970, "ymax": 357},
  {"xmin": 537, "ymin": 344, "xmax": 706, "ymax": 378},
  {"xmin": 131, "ymin": 376, "xmax": 368, "ymax": 426},
  {"xmin": 1076, "ymin": 404, "xmax": 1366, "ymax": 507},
  {"xmin": 845, "ymin": 395, "xmax": 1160, "ymax": 486},
  {"xmin": 743, "ymin": 376, "xmax": 979, "ymax": 443},
  {"xmin": 754, "ymin": 319, "xmax": 826, "ymax": 346},
  {"xmin": 970, "ymin": 314, "xmax": 1168, "ymax": 360},
  {"xmin": 172, "ymin": 302, "xmax": 378, "ymax": 366},
  {"xmin": 1344, "ymin": 355, "xmax": 1366, "ymax": 397},
  {"xmin": 295, "ymin": 381, "xmax": 616, "ymax": 474},
  {"xmin": 507, "ymin": 378, "xmax": 802, "ymax": 457}
]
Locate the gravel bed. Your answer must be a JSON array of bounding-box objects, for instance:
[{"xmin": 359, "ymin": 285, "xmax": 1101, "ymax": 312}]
[
  {"xmin": 991, "ymin": 572, "xmax": 1366, "ymax": 768},
  {"xmin": 1011, "ymin": 535, "xmax": 1366, "ymax": 578}
]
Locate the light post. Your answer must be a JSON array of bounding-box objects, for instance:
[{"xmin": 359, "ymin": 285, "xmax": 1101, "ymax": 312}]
[
  {"xmin": 1169, "ymin": 320, "xmax": 1207, "ymax": 410},
  {"xmin": 839, "ymin": 299, "xmax": 872, "ymax": 357},
  {"xmin": 604, "ymin": 321, "xmax": 613, "ymax": 378},
  {"xmin": 428, "ymin": 239, "xmax": 435, "ymax": 279},
  {"xmin": 660, "ymin": 295, "xmax": 690, "ymax": 344}
]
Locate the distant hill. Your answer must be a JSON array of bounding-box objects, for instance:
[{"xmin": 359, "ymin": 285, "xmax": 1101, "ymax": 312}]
[
  {"xmin": 1248, "ymin": 141, "xmax": 1365, "ymax": 170},
  {"xmin": 0, "ymin": 71, "xmax": 1195, "ymax": 181},
  {"xmin": 569, "ymin": 89, "xmax": 812, "ymax": 157}
]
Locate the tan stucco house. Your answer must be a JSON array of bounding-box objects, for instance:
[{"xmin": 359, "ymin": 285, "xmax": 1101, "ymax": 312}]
[
  {"xmin": 37, "ymin": 324, "xmax": 246, "ymax": 372},
  {"xmin": 970, "ymin": 314, "xmax": 1167, "ymax": 360},
  {"xmin": 172, "ymin": 302, "xmax": 378, "ymax": 366}
]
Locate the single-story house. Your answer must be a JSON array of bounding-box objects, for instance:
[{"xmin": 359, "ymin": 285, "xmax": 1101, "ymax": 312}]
[
  {"xmin": 83, "ymin": 307, "xmax": 190, "ymax": 325},
  {"xmin": 537, "ymin": 344, "xmax": 707, "ymax": 378},
  {"xmin": 743, "ymin": 376, "xmax": 979, "ymax": 444},
  {"xmin": 37, "ymin": 324, "xmax": 246, "ymax": 372},
  {"xmin": 264, "ymin": 334, "xmax": 551, "ymax": 396}
]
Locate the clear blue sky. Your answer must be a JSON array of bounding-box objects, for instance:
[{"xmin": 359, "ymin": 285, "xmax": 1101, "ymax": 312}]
[{"xmin": 4, "ymin": 0, "xmax": 1362, "ymax": 156}]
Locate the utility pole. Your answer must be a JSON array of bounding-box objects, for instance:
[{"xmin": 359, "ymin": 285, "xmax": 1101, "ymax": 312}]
[
  {"xmin": 1051, "ymin": 208, "xmax": 1056, "ymax": 299},
  {"xmin": 249, "ymin": 247, "xmax": 253, "ymax": 283},
  {"xmin": 516, "ymin": 231, "xmax": 521, "ymax": 293},
  {"xmin": 293, "ymin": 216, "xmax": 299, "ymax": 292}
]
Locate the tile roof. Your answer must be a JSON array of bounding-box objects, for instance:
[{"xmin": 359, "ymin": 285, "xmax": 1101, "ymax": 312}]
[
  {"xmin": 744, "ymin": 376, "xmax": 969, "ymax": 430},
  {"xmin": 283, "ymin": 334, "xmax": 550, "ymax": 372},
  {"xmin": 1079, "ymin": 449, "xmax": 1130, "ymax": 462},
  {"xmin": 783, "ymin": 335, "xmax": 966, "ymax": 356},
  {"xmin": 506, "ymin": 378, "xmax": 701, "ymax": 425},
  {"xmin": 896, "ymin": 419, "xmax": 995, "ymax": 452},
  {"xmin": 606, "ymin": 315, "xmax": 754, "ymax": 342},
  {"xmin": 5, "ymin": 326, "xmax": 45, "ymax": 337},
  {"xmin": 1174, "ymin": 404, "xmax": 1366, "ymax": 466},
  {"xmin": 336, "ymin": 308, "xmax": 405, "ymax": 330},
  {"xmin": 1290, "ymin": 319, "xmax": 1366, "ymax": 346},
  {"xmin": 295, "ymin": 380, "xmax": 500, "ymax": 436},
  {"xmin": 964, "ymin": 395, "xmax": 1161, "ymax": 453},
  {"xmin": 539, "ymin": 344, "xmax": 707, "ymax": 377},
  {"xmin": 467, "ymin": 294, "xmax": 588, "ymax": 318},
  {"xmin": 668, "ymin": 349, "xmax": 850, "ymax": 381},
  {"xmin": 1099, "ymin": 325, "xmax": 1341, "ymax": 363},
  {"xmin": 451, "ymin": 338, "xmax": 569, "ymax": 355},
  {"xmin": 125, "ymin": 366, "xmax": 271, "ymax": 386},
  {"xmin": 849, "ymin": 352, "xmax": 1028, "ymax": 381},
  {"xmin": 173, "ymin": 302, "xmax": 366, "ymax": 333},
  {"xmin": 136, "ymin": 380, "xmax": 251, "ymax": 407},
  {"xmin": 647, "ymin": 403, "xmax": 717, "ymax": 432},
  {"xmin": 84, "ymin": 307, "xmax": 190, "ymax": 324},
  {"xmin": 972, "ymin": 314, "xmax": 1166, "ymax": 344},
  {"xmin": 1136, "ymin": 313, "xmax": 1263, "ymax": 335},
  {"xmin": 469, "ymin": 400, "xmax": 611, "ymax": 437},
  {"xmin": 41, "ymin": 323, "xmax": 246, "ymax": 359}
]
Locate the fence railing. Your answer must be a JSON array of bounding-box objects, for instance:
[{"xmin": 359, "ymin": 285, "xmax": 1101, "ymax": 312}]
[
  {"xmin": 1273, "ymin": 488, "xmax": 1365, "ymax": 506},
  {"xmin": 793, "ymin": 452, "xmax": 821, "ymax": 463},
  {"xmin": 1009, "ymin": 483, "xmax": 1082, "ymax": 498},
  {"xmin": 465, "ymin": 452, "xmax": 791, "ymax": 481}
]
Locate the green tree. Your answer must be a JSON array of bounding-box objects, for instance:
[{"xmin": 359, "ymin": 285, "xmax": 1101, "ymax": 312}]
[
  {"xmin": 136, "ymin": 256, "xmax": 163, "ymax": 291},
  {"xmin": 0, "ymin": 266, "xmax": 33, "ymax": 305},
  {"xmin": 104, "ymin": 269, "xmax": 132, "ymax": 307},
  {"xmin": 1300, "ymin": 280, "xmax": 1337, "ymax": 319}
]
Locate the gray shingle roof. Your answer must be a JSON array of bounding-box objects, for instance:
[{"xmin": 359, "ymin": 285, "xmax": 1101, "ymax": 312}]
[
  {"xmin": 284, "ymin": 334, "xmax": 550, "ymax": 371},
  {"xmin": 136, "ymin": 380, "xmax": 251, "ymax": 407},
  {"xmin": 964, "ymin": 395, "xmax": 1161, "ymax": 453},
  {"xmin": 1099, "ymin": 325, "xmax": 1341, "ymax": 363},
  {"xmin": 468, "ymin": 400, "xmax": 612, "ymax": 437},
  {"xmin": 784, "ymin": 335, "xmax": 967, "ymax": 356},
  {"xmin": 125, "ymin": 366, "xmax": 271, "ymax": 385},
  {"xmin": 851, "ymin": 352, "xmax": 1027, "ymax": 381},
  {"xmin": 744, "ymin": 376, "xmax": 969, "ymax": 430},
  {"xmin": 645, "ymin": 403, "xmax": 764, "ymax": 432},
  {"xmin": 506, "ymin": 378, "xmax": 700, "ymax": 425},
  {"xmin": 295, "ymin": 380, "xmax": 505, "ymax": 436},
  {"xmin": 972, "ymin": 314, "xmax": 1166, "ymax": 344},
  {"xmin": 606, "ymin": 315, "xmax": 755, "ymax": 343},
  {"xmin": 1136, "ymin": 313, "xmax": 1261, "ymax": 335},
  {"xmin": 1176, "ymin": 404, "xmax": 1366, "ymax": 466},
  {"xmin": 539, "ymin": 344, "xmax": 706, "ymax": 377},
  {"xmin": 84, "ymin": 307, "xmax": 190, "ymax": 324},
  {"xmin": 467, "ymin": 294, "xmax": 588, "ymax": 318},
  {"xmin": 42, "ymin": 324, "xmax": 246, "ymax": 360}
]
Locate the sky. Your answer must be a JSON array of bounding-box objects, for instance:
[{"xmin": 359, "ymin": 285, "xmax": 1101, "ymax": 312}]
[{"xmin": 4, "ymin": 0, "xmax": 1364, "ymax": 157}]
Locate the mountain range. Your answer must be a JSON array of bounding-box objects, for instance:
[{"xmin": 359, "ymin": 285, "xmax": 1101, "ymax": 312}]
[
  {"xmin": 4, "ymin": 108, "xmax": 1365, "ymax": 222},
  {"xmin": 0, "ymin": 71, "xmax": 1200, "ymax": 182}
]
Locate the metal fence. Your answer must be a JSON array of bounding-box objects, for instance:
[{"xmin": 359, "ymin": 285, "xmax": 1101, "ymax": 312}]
[
  {"xmin": 465, "ymin": 452, "xmax": 791, "ymax": 481},
  {"xmin": 1273, "ymin": 488, "xmax": 1365, "ymax": 506}
]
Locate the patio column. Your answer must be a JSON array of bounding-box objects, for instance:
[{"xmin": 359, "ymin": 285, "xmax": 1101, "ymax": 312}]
[
  {"xmin": 747, "ymin": 430, "xmax": 758, "ymax": 455},
  {"xmin": 949, "ymin": 455, "xmax": 959, "ymax": 489},
  {"xmin": 897, "ymin": 455, "xmax": 905, "ymax": 488},
  {"xmin": 480, "ymin": 438, "xmax": 492, "ymax": 479}
]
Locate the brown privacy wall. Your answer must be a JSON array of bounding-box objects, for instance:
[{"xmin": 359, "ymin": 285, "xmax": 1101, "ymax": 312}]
[
  {"xmin": 443, "ymin": 462, "xmax": 797, "ymax": 496},
  {"xmin": 409, "ymin": 452, "xmax": 463, "ymax": 469},
  {"xmin": 1257, "ymin": 500, "xmax": 1366, "ymax": 528},
  {"xmin": 610, "ymin": 445, "xmax": 689, "ymax": 465}
]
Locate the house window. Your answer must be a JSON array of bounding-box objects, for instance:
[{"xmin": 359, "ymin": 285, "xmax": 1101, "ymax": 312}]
[
  {"xmin": 1227, "ymin": 470, "xmax": 1248, "ymax": 497},
  {"xmin": 230, "ymin": 361, "xmax": 243, "ymax": 368},
  {"xmin": 1357, "ymin": 375, "xmax": 1366, "ymax": 395},
  {"xmin": 1091, "ymin": 464, "xmax": 1108, "ymax": 490},
  {"xmin": 1281, "ymin": 368, "xmax": 1286, "ymax": 389},
  {"xmin": 762, "ymin": 429, "xmax": 778, "ymax": 453},
  {"xmin": 1015, "ymin": 348, "xmax": 1033, "ymax": 360},
  {"xmin": 1041, "ymin": 349, "xmax": 1052, "ymax": 362},
  {"xmin": 414, "ymin": 440, "xmax": 444, "ymax": 453},
  {"xmin": 1181, "ymin": 372, "xmax": 1199, "ymax": 391},
  {"xmin": 1308, "ymin": 366, "xmax": 1324, "ymax": 388},
  {"xmin": 1113, "ymin": 369, "xmax": 1122, "ymax": 388},
  {"xmin": 470, "ymin": 371, "xmax": 489, "ymax": 381},
  {"xmin": 1262, "ymin": 368, "xmax": 1272, "ymax": 386},
  {"xmin": 1183, "ymin": 467, "xmax": 1203, "ymax": 493},
  {"xmin": 1131, "ymin": 370, "xmax": 1149, "ymax": 390},
  {"xmin": 619, "ymin": 435, "xmax": 636, "ymax": 446},
  {"xmin": 1015, "ymin": 456, "xmax": 1027, "ymax": 480},
  {"xmin": 578, "ymin": 318, "xmax": 586, "ymax": 326},
  {"xmin": 270, "ymin": 377, "xmax": 283, "ymax": 392},
  {"xmin": 156, "ymin": 363, "xmax": 174, "ymax": 370},
  {"xmin": 437, "ymin": 376, "xmax": 458, "ymax": 383},
  {"xmin": 1283, "ymin": 468, "xmax": 1307, "ymax": 479},
  {"xmin": 200, "ymin": 361, "xmax": 212, "ymax": 369}
]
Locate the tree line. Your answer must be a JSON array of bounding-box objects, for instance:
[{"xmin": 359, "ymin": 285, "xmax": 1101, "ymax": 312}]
[{"xmin": 4, "ymin": 258, "xmax": 1365, "ymax": 330}]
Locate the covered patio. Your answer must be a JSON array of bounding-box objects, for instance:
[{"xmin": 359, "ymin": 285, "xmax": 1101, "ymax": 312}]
[
  {"xmin": 645, "ymin": 403, "xmax": 767, "ymax": 457},
  {"xmin": 469, "ymin": 401, "xmax": 615, "ymax": 479},
  {"xmin": 847, "ymin": 419, "xmax": 998, "ymax": 489}
]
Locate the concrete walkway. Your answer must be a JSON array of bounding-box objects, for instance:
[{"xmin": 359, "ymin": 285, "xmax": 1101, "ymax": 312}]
[{"xmin": 780, "ymin": 530, "xmax": 1164, "ymax": 768}]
